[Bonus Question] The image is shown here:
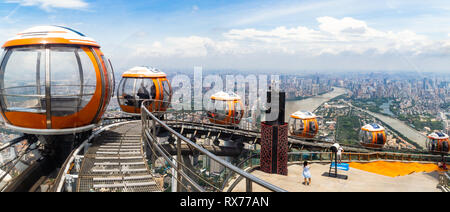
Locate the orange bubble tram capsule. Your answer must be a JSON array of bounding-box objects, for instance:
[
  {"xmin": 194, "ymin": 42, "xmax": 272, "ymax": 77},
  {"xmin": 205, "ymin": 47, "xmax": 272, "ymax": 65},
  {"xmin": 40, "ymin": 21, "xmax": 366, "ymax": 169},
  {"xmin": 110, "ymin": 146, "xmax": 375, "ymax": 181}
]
[
  {"xmin": 0, "ymin": 26, "xmax": 114, "ymax": 135},
  {"xmin": 288, "ymin": 111, "xmax": 319, "ymax": 138},
  {"xmin": 426, "ymin": 132, "xmax": 449, "ymax": 153},
  {"xmin": 117, "ymin": 66, "xmax": 172, "ymax": 115},
  {"xmin": 359, "ymin": 123, "xmax": 386, "ymax": 148},
  {"xmin": 207, "ymin": 91, "xmax": 244, "ymax": 125}
]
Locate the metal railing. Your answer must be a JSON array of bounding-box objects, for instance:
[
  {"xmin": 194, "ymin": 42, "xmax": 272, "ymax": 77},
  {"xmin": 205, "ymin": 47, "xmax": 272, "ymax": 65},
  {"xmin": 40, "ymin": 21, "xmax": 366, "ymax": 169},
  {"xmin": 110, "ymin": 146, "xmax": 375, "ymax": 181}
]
[
  {"xmin": 438, "ymin": 172, "xmax": 449, "ymax": 192},
  {"xmin": 221, "ymin": 153, "xmax": 260, "ymax": 192},
  {"xmin": 141, "ymin": 100, "xmax": 286, "ymax": 192},
  {"xmin": 287, "ymin": 151, "xmax": 449, "ymax": 163},
  {"xmin": 0, "ymin": 135, "xmax": 40, "ymax": 192}
]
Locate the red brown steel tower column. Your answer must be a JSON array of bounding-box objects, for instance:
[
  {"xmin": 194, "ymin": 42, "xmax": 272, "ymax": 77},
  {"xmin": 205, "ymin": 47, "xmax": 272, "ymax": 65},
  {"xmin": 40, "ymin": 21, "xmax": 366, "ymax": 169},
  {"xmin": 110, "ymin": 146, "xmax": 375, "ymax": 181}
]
[{"xmin": 260, "ymin": 91, "xmax": 288, "ymax": 175}]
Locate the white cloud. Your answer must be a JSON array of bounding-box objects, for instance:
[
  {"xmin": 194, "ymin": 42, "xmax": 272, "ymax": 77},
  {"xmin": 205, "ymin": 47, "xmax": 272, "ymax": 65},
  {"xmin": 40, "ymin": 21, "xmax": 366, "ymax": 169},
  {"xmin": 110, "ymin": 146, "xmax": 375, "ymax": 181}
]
[
  {"xmin": 222, "ymin": 17, "xmax": 436, "ymax": 56},
  {"xmin": 116, "ymin": 16, "xmax": 450, "ymax": 72},
  {"xmin": 224, "ymin": 26, "xmax": 324, "ymax": 43},
  {"xmin": 130, "ymin": 36, "xmax": 243, "ymax": 58},
  {"xmin": 5, "ymin": 0, "xmax": 89, "ymax": 11}
]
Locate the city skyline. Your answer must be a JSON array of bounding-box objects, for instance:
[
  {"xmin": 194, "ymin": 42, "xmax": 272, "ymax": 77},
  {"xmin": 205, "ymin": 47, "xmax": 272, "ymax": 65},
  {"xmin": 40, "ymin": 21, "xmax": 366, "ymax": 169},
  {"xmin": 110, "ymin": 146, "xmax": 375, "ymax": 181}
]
[{"xmin": 0, "ymin": 0, "xmax": 450, "ymax": 73}]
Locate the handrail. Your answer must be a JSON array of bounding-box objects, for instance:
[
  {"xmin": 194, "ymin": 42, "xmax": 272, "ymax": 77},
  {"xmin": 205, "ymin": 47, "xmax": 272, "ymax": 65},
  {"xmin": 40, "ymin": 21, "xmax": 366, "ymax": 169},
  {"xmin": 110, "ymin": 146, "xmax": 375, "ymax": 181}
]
[
  {"xmin": 287, "ymin": 151, "xmax": 449, "ymax": 163},
  {"xmin": 143, "ymin": 130, "xmax": 206, "ymax": 192},
  {"xmin": 438, "ymin": 172, "xmax": 449, "ymax": 192},
  {"xmin": 0, "ymin": 135, "xmax": 26, "ymax": 152},
  {"xmin": 141, "ymin": 101, "xmax": 287, "ymax": 192},
  {"xmin": 53, "ymin": 120, "xmax": 140, "ymax": 192},
  {"xmin": 221, "ymin": 153, "xmax": 259, "ymax": 191},
  {"xmin": 4, "ymin": 123, "xmax": 97, "ymax": 136}
]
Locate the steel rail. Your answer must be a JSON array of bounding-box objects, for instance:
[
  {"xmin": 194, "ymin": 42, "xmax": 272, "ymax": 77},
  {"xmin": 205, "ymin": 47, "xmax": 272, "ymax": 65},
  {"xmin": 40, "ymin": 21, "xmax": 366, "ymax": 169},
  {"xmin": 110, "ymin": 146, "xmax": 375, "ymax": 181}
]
[
  {"xmin": 287, "ymin": 151, "xmax": 448, "ymax": 163},
  {"xmin": 221, "ymin": 153, "xmax": 259, "ymax": 191},
  {"xmin": 141, "ymin": 102, "xmax": 287, "ymax": 192},
  {"xmin": 144, "ymin": 125, "xmax": 222, "ymax": 191},
  {"xmin": 0, "ymin": 84, "xmax": 96, "ymax": 91},
  {"xmin": 4, "ymin": 123, "xmax": 96, "ymax": 135},
  {"xmin": 143, "ymin": 130, "xmax": 206, "ymax": 192},
  {"xmin": 0, "ymin": 135, "xmax": 26, "ymax": 152},
  {"xmin": 0, "ymin": 143, "xmax": 30, "ymax": 191}
]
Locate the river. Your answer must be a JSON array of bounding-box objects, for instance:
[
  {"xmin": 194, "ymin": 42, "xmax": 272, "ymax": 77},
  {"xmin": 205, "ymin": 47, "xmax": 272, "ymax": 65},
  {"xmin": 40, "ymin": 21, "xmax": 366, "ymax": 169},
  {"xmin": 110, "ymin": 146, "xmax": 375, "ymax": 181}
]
[
  {"xmin": 285, "ymin": 87, "xmax": 347, "ymax": 121},
  {"xmin": 285, "ymin": 87, "xmax": 427, "ymax": 149}
]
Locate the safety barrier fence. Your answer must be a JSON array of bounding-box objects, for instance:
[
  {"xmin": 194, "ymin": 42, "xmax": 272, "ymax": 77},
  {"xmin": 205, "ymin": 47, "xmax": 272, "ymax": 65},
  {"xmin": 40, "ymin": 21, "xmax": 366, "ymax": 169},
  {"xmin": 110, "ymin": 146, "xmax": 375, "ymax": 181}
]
[
  {"xmin": 141, "ymin": 100, "xmax": 286, "ymax": 192},
  {"xmin": 287, "ymin": 151, "xmax": 449, "ymax": 163},
  {"xmin": 221, "ymin": 153, "xmax": 260, "ymax": 192},
  {"xmin": 438, "ymin": 172, "xmax": 449, "ymax": 192},
  {"xmin": 0, "ymin": 135, "xmax": 39, "ymax": 191}
]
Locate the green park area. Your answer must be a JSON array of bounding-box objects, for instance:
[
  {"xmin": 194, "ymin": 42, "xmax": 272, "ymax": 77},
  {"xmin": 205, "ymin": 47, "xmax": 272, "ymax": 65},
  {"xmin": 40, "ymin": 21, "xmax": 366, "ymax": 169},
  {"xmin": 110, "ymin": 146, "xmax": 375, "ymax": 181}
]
[
  {"xmin": 336, "ymin": 114, "xmax": 361, "ymax": 145},
  {"xmin": 397, "ymin": 114, "xmax": 444, "ymax": 131},
  {"xmin": 351, "ymin": 98, "xmax": 389, "ymax": 114}
]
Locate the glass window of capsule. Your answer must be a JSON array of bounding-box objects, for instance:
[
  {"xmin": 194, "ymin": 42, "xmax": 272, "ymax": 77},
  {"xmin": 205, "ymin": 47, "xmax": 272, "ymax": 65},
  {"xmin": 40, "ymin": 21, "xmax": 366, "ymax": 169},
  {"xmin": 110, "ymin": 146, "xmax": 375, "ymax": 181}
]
[
  {"xmin": 426, "ymin": 132, "xmax": 449, "ymax": 153},
  {"xmin": 288, "ymin": 111, "xmax": 318, "ymax": 138},
  {"xmin": 117, "ymin": 67, "xmax": 171, "ymax": 114},
  {"xmin": 359, "ymin": 123, "xmax": 386, "ymax": 148},
  {"xmin": 0, "ymin": 26, "xmax": 113, "ymax": 132},
  {"xmin": 207, "ymin": 91, "xmax": 243, "ymax": 125}
]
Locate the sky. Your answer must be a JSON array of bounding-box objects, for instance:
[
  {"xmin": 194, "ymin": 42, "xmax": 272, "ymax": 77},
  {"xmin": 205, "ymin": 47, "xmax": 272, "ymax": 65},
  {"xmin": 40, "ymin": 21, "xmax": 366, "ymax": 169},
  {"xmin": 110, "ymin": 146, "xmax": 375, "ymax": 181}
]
[{"xmin": 1, "ymin": 0, "xmax": 450, "ymax": 74}]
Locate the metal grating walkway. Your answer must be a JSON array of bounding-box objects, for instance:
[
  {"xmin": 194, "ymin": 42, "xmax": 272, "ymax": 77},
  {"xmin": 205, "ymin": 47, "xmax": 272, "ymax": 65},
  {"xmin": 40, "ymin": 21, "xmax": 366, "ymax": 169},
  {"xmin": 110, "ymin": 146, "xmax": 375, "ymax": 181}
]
[{"xmin": 76, "ymin": 122, "xmax": 162, "ymax": 192}]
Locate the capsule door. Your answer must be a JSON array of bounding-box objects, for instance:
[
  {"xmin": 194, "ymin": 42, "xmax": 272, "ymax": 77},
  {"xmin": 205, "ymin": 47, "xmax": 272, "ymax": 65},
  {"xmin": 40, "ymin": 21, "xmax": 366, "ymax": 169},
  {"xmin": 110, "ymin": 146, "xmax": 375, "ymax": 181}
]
[
  {"xmin": 427, "ymin": 138, "xmax": 436, "ymax": 152},
  {"xmin": 306, "ymin": 119, "xmax": 318, "ymax": 138},
  {"xmin": 374, "ymin": 131, "xmax": 386, "ymax": 145},
  {"xmin": 442, "ymin": 139, "xmax": 449, "ymax": 152},
  {"xmin": 293, "ymin": 119, "xmax": 305, "ymax": 136},
  {"xmin": 232, "ymin": 100, "xmax": 243, "ymax": 124},
  {"xmin": 159, "ymin": 78, "xmax": 172, "ymax": 111},
  {"xmin": 360, "ymin": 130, "xmax": 373, "ymax": 145},
  {"xmin": 288, "ymin": 118, "xmax": 295, "ymax": 135},
  {"xmin": 208, "ymin": 99, "xmax": 229, "ymax": 125},
  {"xmin": 118, "ymin": 78, "xmax": 138, "ymax": 113}
]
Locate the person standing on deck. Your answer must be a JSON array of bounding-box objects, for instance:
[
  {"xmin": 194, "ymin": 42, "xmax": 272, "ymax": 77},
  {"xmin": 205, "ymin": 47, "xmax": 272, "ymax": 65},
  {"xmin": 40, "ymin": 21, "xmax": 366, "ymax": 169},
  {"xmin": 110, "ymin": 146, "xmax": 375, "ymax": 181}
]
[
  {"xmin": 337, "ymin": 145, "xmax": 344, "ymax": 164},
  {"xmin": 303, "ymin": 161, "xmax": 311, "ymax": 186}
]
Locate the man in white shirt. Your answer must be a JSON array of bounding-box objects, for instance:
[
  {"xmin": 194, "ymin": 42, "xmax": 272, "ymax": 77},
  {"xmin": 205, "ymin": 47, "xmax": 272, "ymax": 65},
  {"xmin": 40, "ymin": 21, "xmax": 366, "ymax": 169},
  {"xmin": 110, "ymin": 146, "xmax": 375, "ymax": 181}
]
[
  {"xmin": 332, "ymin": 143, "xmax": 344, "ymax": 164},
  {"xmin": 337, "ymin": 146, "xmax": 344, "ymax": 163}
]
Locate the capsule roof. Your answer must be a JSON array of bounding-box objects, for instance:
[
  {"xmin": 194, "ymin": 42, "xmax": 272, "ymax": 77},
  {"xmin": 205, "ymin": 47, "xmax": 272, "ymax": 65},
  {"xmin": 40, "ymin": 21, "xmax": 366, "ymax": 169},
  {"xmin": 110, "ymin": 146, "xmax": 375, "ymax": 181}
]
[
  {"xmin": 361, "ymin": 123, "xmax": 385, "ymax": 132},
  {"xmin": 122, "ymin": 66, "xmax": 167, "ymax": 78},
  {"xmin": 2, "ymin": 25, "xmax": 99, "ymax": 48},
  {"xmin": 290, "ymin": 111, "xmax": 317, "ymax": 119},
  {"xmin": 210, "ymin": 91, "xmax": 241, "ymax": 101},
  {"xmin": 428, "ymin": 132, "xmax": 449, "ymax": 140}
]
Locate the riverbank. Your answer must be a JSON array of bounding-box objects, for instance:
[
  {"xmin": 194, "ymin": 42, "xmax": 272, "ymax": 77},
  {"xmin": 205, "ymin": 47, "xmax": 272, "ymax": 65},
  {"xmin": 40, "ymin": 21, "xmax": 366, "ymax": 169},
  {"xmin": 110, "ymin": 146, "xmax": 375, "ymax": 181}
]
[
  {"xmin": 285, "ymin": 87, "xmax": 347, "ymax": 121},
  {"xmin": 286, "ymin": 89, "xmax": 333, "ymax": 102}
]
